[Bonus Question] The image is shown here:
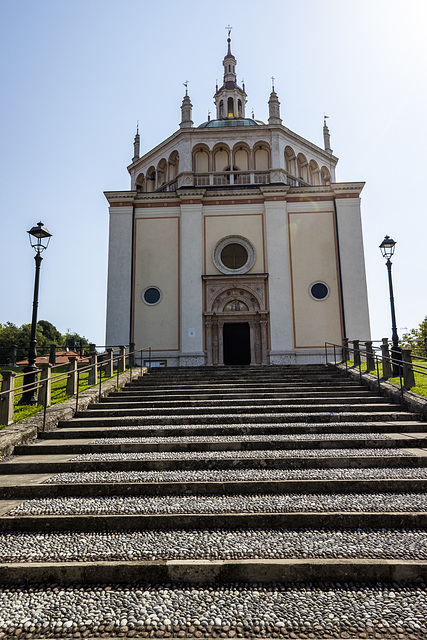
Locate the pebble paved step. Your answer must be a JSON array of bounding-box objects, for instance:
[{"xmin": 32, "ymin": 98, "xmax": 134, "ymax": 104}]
[
  {"xmin": 61, "ymin": 410, "xmax": 420, "ymax": 426},
  {"xmin": 1, "ymin": 364, "xmax": 427, "ymax": 640},
  {"xmin": 39, "ymin": 419, "xmax": 427, "ymax": 438}
]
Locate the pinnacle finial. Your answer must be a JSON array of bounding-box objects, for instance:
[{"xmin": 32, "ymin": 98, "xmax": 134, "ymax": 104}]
[
  {"xmin": 225, "ymin": 25, "xmax": 232, "ymax": 53},
  {"xmin": 323, "ymin": 115, "xmax": 332, "ymax": 152},
  {"xmin": 183, "ymin": 80, "xmax": 189, "ymax": 96},
  {"xmin": 271, "ymin": 76, "xmax": 275, "ymax": 91}
]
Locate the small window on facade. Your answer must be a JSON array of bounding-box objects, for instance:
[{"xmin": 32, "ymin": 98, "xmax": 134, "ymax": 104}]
[
  {"xmin": 142, "ymin": 287, "xmax": 162, "ymax": 305},
  {"xmin": 310, "ymin": 282, "xmax": 329, "ymax": 300}
]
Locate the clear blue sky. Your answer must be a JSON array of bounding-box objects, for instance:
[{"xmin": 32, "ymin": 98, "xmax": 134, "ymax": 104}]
[{"xmin": 1, "ymin": 0, "xmax": 426, "ymax": 345}]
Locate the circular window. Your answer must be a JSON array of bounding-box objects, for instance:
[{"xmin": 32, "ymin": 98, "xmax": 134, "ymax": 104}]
[
  {"xmin": 142, "ymin": 286, "xmax": 162, "ymax": 305},
  {"xmin": 310, "ymin": 282, "xmax": 329, "ymax": 300},
  {"xmin": 221, "ymin": 243, "xmax": 248, "ymax": 269},
  {"xmin": 213, "ymin": 235, "xmax": 256, "ymax": 275}
]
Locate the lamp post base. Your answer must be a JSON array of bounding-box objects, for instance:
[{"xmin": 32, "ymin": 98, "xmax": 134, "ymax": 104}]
[{"xmin": 18, "ymin": 365, "xmax": 39, "ymax": 405}]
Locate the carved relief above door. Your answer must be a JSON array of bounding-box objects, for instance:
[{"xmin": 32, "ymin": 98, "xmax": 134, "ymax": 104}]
[{"xmin": 203, "ymin": 274, "xmax": 269, "ymax": 365}]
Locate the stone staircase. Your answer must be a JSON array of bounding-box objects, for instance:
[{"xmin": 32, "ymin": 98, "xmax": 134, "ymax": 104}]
[{"xmin": 0, "ymin": 364, "xmax": 427, "ymax": 639}]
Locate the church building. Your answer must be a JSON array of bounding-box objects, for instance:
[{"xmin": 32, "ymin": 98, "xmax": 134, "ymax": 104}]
[{"xmin": 105, "ymin": 36, "xmax": 371, "ymax": 367}]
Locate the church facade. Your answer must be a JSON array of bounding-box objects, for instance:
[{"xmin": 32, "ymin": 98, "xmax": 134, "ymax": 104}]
[{"xmin": 105, "ymin": 37, "xmax": 370, "ymax": 367}]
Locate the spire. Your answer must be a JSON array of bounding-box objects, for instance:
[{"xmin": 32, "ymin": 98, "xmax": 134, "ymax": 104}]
[
  {"xmin": 214, "ymin": 29, "xmax": 247, "ymax": 120},
  {"xmin": 222, "ymin": 27, "xmax": 237, "ymax": 86},
  {"xmin": 132, "ymin": 123, "xmax": 140, "ymax": 163},
  {"xmin": 323, "ymin": 115, "xmax": 332, "ymax": 153},
  {"xmin": 268, "ymin": 78, "xmax": 282, "ymax": 125},
  {"xmin": 180, "ymin": 83, "xmax": 193, "ymax": 129}
]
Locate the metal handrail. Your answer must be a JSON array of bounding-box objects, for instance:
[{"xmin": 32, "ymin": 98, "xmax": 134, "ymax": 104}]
[
  {"xmin": 0, "ymin": 345, "xmax": 152, "ymax": 430},
  {"xmin": 325, "ymin": 340, "xmax": 426, "ymax": 404}
]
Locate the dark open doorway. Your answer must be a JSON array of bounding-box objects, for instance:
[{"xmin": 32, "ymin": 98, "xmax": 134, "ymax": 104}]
[{"xmin": 223, "ymin": 322, "xmax": 251, "ymax": 365}]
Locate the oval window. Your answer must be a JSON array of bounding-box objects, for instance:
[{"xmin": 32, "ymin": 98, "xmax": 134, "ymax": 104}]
[
  {"xmin": 142, "ymin": 287, "xmax": 162, "ymax": 305},
  {"xmin": 310, "ymin": 282, "xmax": 329, "ymax": 300}
]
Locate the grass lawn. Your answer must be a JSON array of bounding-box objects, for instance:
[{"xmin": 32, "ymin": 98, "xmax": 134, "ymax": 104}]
[{"xmin": 0, "ymin": 365, "xmax": 128, "ymax": 428}]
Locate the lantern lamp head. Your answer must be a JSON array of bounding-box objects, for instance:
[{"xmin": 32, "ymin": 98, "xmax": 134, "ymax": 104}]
[
  {"xmin": 27, "ymin": 222, "xmax": 52, "ymax": 254},
  {"xmin": 379, "ymin": 235, "xmax": 396, "ymax": 260}
]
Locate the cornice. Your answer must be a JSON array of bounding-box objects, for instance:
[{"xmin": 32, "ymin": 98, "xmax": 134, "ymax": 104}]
[
  {"xmin": 332, "ymin": 182, "xmax": 365, "ymax": 194},
  {"xmin": 104, "ymin": 190, "xmax": 136, "ymax": 204}
]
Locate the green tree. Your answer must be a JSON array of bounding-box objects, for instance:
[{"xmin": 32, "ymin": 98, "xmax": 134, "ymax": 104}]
[
  {"xmin": 38, "ymin": 320, "xmax": 63, "ymax": 346},
  {"xmin": 0, "ymin": 321, "xmax": 93, "ymax": 364},
  {"xmin": 402, "ymin": 316, "xmax": 427, "ymax": 356}
]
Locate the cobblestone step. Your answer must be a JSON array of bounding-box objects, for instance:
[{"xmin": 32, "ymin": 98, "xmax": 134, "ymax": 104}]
[
  {"xmin": 2, "ymin": 451, "xmax": 427, "ymax": 475},
  {"xmin": 1, "ymin": 364, "xmax": 426, "ymax": 639},
  {"xmin": 12, "ymin": 434, "xmax": 427, "ymax": 456},
  {"xmin": 44, "ymin": 419, "xmax": 426, "ymax": 438},
  {"xmin": 62, "ymin": 410, "xmax": 419, "ymax": 427}
]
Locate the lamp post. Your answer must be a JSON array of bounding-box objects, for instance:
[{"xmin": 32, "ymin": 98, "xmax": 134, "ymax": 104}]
[
  {"xmin": 379, "ymin": 235, "xmax": 401, "ymax": 376},
  {"xmin": 20, "ymin": 222, "xmax": 52, "ymax": 404}
]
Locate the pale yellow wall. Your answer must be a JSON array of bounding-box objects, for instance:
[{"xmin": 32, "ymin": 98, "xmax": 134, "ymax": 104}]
[
  {"xmin": 214, "ymin": 149, "xmax": 229, "ymax": 171},
  {"xmin": 289, "ymin": 211, "xmax": 342, "ymax": 348},
  {"xmin": 195, "ymin": 150, "xmax": 209, "ymax": 173},
  {"xmin": 235, "ymin": 149, "xmax": 249, "ymax": 170},
  {"xmin": 204, "ymin": 212, "xmax": 265, "ymax": 275},
  {"xmin": 133, "ymin": 216, "xmax": 180, "ymax": 350},
  {"xmin": 255, "ymin": 148, "xmax": 269, "ymax": 170}
]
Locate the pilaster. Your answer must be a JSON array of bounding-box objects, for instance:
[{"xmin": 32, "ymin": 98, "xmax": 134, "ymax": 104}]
[
  {"xmin": 180, "ymin": 199, "xmax": 204, "ymax": 360},
  {"xmin": 263, "ymin": 197, "xmax": 293, "ymax": 356}
]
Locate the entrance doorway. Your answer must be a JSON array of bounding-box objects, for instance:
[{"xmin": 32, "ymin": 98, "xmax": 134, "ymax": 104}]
[{"xmin": 223, "ymin": 323, "xmax": 251, "ymax": 365}]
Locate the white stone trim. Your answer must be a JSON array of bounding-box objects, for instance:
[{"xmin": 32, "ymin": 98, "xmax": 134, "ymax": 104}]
[{"xmin": 213, "ymin": 235, "xmax": 256, "ymax": 275}]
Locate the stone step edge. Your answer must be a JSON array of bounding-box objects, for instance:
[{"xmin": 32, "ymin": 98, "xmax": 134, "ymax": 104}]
[
  {"xmin": 42, "ymin": 422, "xmax": 427, "ymax": 438},
  {"xmin": 1, "ymin": 511, "xmax": 426, "ymax": 532},
  {"xmin": 13, "ymin": 435, "xmax": 427, "ymax": 455},
  {"xmin": 78, "ymin": 404, "xmax": 403, "ymax": 417},
  {"xmin": 3, "ymin": 455, "xmax": 427, "ymax": 474},
  {"xmin": 64, "ymin": 413, "xmax": 419, "ymax": 426},
  {"xmin": 0, "ymin": 557, "xmax": 426, "ymax": 586},
  {"xmin": 2, "ymin": 478, "xmax": 427, "ymax": 500}
]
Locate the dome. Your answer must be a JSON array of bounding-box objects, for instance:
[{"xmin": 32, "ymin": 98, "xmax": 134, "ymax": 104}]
[{"xmin": 198, "ymin": 118, "xmax": 265, "ymax": 128}]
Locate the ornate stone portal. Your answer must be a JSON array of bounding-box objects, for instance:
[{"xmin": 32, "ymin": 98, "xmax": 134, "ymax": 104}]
[{"xmin": 203, "ymin": 275, "xmax": 269, "ymax": 365}]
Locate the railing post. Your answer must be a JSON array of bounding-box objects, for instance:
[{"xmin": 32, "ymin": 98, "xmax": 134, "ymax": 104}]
[
  {"xmin": 352, "ymin": 340, "xmax": 360, "ymax": 367},
  {"xmin": 49, "ymin": 344, "xmax": 56, "ymax": 365},
  {"xmin": 381, "ymin": 338, "xmax": 393, "ymax": 379},
  {"xmin": 118, "ymin": 345, "xmax": 126, "ymax": 373},
  {"xmin": 129, "ymin": 342, "xmax": 135, "ymax": 368},
  {"xmin": 342, "ymin": 338, "xmax": 349, "ymax": 363},
  {"xmin": 88, "ymin": 349, "xmax": 98, "ymax": 385},
  {"xmin": 66, "ymin": 356, "xmax": 78, "ymax": 396},
  {"xmin": 365, "ymin": 341, "xmax": 375, "ymax": 372},
  {"xmin": 38, "ymin": 363, "xmax": 52, "ymax": 407},
  {"xmin": 0, "ymin": 371, "xmax": 16, "ymax": 426},
  {"xmin": 105, "ymin": 348, "xmax": 114, "ymax": 378},
  {"xmin": 401, "ymin": 348, "xmax": 416, "ymax": 389},
  {"xmin": 424, "ymin": 337, "xmax": 427, "ymax": 359}
]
